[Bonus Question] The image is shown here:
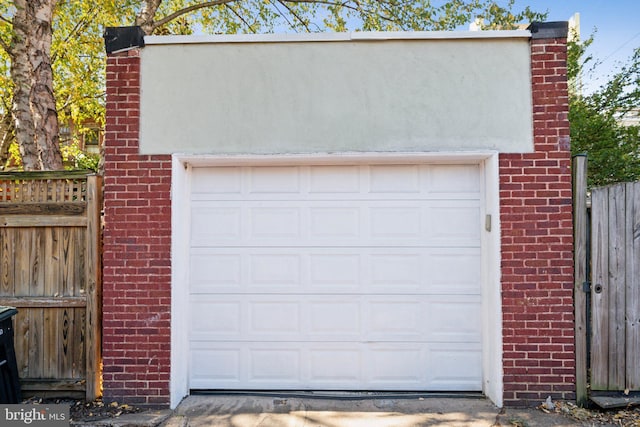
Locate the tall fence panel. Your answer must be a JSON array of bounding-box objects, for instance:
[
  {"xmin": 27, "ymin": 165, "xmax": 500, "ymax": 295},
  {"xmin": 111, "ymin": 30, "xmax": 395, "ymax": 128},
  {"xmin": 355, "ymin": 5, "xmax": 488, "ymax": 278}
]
[
  {"xmin": 590, "ymin": 181, "xmax": 640, "ymax": 391},
  {"xmin": 0, "ymin": 171, "xmax": 101, "ymax": 399}
]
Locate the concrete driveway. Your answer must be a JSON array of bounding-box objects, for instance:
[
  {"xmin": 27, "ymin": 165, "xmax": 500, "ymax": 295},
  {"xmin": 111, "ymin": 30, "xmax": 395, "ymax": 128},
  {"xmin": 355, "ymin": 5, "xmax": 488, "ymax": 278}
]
[{"xmin": 160, "ymin": 394, "xmax": 583, "ymax": 427}]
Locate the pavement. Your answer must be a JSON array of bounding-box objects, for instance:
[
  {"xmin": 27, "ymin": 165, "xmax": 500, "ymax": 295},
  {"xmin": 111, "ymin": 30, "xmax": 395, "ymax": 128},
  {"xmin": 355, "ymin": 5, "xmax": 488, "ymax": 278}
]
[{"xmin": 73, "ymin": 393, "xmax": 587, "ymax": 426}]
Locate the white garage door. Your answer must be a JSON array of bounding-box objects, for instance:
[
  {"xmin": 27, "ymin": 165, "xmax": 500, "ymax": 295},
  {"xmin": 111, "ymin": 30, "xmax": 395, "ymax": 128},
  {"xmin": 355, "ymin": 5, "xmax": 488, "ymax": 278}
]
[{"xmin": 188, "ymin": 163, "xmax": 483, "ymax": 391}]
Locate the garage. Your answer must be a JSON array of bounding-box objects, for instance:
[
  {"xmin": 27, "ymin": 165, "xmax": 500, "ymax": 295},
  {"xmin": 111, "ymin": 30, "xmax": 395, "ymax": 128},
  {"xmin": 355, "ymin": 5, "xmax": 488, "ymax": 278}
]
[
  {"xmin": 102, "ymin": 25, "xmax": 576, "ymax": 408},
  {"xmin": 186, "ymin": 161, "xmax": 484, "ymax": 391}
]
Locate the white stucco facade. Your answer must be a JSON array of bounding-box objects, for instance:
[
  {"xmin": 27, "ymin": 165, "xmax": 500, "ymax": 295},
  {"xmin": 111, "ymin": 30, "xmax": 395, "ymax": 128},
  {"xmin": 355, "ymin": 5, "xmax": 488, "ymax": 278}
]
[{"xmin": 140, "ymin": 31, "xmax": 532, "ymax": 156}]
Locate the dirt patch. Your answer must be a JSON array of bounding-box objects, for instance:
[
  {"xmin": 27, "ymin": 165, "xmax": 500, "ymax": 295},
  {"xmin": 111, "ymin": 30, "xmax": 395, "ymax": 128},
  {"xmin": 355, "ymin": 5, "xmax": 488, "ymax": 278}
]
[
  {"xmin": 23, "ymin": 397, "xmax": 145, "ymax": 422},
  {"xmin": 551, "ymin": 400, "xmax": 640, "ymax": 426}
]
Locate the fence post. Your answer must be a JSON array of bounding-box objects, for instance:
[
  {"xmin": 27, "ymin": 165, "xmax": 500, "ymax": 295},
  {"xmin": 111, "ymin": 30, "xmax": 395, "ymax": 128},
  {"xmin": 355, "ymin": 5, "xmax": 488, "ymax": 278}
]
[
  {"xmin": 573, "ymin": 154, "xmax": 588, "ymax": 406},
  {"xmin": 85, "ymin": 175, "xmax": 102, "ymax": 400}
]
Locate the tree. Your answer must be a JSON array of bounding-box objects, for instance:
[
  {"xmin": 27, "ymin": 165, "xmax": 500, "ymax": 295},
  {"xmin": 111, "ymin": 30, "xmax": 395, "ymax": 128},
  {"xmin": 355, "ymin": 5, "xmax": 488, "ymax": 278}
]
[
  {"xmin": 0, "ymin": 0, "xmax": 545, "ymax": 170},
  {"xmin": 2, "ymin": 0, "xmax": 62, "ymax": 170},
  {"xmin": 568, "ymin": 33, "xmax": 640, "ymax": 187}
]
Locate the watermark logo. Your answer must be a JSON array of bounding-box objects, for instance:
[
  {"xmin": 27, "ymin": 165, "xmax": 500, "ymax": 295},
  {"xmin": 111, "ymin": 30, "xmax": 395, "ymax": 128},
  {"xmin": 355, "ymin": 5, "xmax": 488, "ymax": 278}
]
[{"xmin": 1, "ymin": 405, "xmax": 69, "ymax": 426}]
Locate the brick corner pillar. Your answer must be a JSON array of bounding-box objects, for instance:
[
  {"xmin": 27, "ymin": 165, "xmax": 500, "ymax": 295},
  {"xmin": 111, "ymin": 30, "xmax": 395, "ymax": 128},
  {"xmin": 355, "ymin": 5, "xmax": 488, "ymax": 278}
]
[
  {"xmin": 103, "ymin": 34, "xmax": 172, "ymax": 406},
  {"xmin": 500, "ymin": 21, "xmax": 575, "ymax": 405}
]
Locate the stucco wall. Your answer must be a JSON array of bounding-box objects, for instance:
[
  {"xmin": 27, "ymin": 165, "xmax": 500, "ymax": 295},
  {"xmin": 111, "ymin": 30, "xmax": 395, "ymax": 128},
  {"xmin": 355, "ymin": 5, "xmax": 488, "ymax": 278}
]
[{"xmin": 139, "ymin": 33, "xmax": 533, "ymax": 155}]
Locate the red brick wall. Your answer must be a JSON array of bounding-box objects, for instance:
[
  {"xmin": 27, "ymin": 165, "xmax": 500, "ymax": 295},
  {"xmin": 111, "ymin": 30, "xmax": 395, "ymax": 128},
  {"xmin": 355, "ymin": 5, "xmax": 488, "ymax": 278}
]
[
  {"xmin": 500, "ymin": 37, "xmax": 575, "ymax": 405},
  {"xmin": 102, "ymin": 49, "xmax": 172, "ymax": 406},
  {"xmin": 102, "ymin": 33, "xmax": 574, "ymax": 407}
]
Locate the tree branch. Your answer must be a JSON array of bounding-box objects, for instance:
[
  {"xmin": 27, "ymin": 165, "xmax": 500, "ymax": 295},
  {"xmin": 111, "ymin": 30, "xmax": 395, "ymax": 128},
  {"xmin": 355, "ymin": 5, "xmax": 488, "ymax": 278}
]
[
  {"xmin": 0, "ymin": 36, "xmax": 10, "ymax": 56},
  {"xmin": 284, "ymin": 0, "xmax": 398, "ymax": 26},
  {"xmin": 52, "ymin": 6, "xmax": 99, "ymax": 63},
  {"xmin": 283, "ymin": 0, "xmax": 361, "ymax": 14},
  {"xmin": 151, "ymin": 1, "xmax": 236, "ymax": 32},
  {"xmin": 0, "ymin": 14, "xmax": 11, "ymax": 55},
  {"xmin": 223, "ymin": 4, "xmax": 257, "ymax": 33},
  {"xmin": 277, "ymin": 1, "xmax": 313, "ymax": 32},
  {"xmin": 268, "ymin": 0, "xmax": 297, "ymax": 32}
]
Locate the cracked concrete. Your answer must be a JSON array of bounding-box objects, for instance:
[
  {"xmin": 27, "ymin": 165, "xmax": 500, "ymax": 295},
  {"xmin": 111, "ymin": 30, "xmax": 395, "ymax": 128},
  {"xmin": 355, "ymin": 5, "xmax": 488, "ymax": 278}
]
[{"xmin": 158, "ymin": 395, "xmax": 583, "ymax": 427}]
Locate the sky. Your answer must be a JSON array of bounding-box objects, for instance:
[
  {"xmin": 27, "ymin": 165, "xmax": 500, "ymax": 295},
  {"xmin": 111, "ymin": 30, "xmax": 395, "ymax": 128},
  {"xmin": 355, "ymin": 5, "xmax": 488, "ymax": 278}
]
[{"xmin": 509, "ymin": 0, "xmax": 640, "ymax": 92}]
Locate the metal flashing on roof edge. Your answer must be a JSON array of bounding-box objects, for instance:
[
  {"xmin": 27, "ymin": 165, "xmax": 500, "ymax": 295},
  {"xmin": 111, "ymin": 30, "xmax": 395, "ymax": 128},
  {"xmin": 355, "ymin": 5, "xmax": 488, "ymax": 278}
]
[
  {"xmin": 528, "ymin": 21, "xmax": 569, "ymax": 39},
  {"xmin": 104, "ymin": 26, "xmax": 145, "ymax": 54}
]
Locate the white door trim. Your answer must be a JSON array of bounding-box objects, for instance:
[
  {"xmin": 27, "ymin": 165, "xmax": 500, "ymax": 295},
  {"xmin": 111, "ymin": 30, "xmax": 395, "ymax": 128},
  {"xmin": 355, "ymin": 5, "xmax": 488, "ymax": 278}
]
[{"xmin": 170, "ymin": 152, "xmax": 502, "ymax": 408}]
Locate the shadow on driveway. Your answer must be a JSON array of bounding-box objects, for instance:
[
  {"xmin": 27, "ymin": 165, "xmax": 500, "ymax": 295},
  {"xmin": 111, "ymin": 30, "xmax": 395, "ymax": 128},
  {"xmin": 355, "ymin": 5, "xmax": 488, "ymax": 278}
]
[{"xmin": 161, "ymin": 394, "xmax": 583, "ymax": 426}]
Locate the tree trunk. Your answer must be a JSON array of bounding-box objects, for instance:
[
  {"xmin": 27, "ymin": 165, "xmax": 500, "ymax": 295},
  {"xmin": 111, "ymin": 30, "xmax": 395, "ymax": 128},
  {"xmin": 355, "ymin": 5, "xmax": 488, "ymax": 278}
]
[
  {"xmin": 0, "ymin": 112, "xmax": 14, "ymax": 169},
  {"xmin": 11, "ymin": 0, "xmax": 63, "ymax": 171},
  {"xmin": 135, "ymin": 0, "xmax": 163, "ymax": 35}
]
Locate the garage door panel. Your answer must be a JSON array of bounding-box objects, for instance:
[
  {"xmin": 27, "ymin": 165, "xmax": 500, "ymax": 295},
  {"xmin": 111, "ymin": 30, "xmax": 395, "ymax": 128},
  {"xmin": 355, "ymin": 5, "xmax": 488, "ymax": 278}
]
[
  {"xmin": 310, "ymin": 207, "xmax": 361, "ymax": 238},
  {"xmin": 189, "ymin": 345, "xmax": 242, "ymax": 387},
  {"xmin": 249, "ymin": 349, "xmax": 302, "ymax": 382},
  {"xmin": 428, "ymin": 164, "xmax": 481, "ymax": 193},
  {"xmin": 191, "ymin": 166, "xmax": 242, "ymax": 194},
  {"xmin": 309, "ymin": 348, "xmax": 362, "ymax": 384},
  {"xmin": 425, "ymin": 300, "xmax": 482, "ymax": 342},
  {"xmin": 368, "ymin": 345, "xmax": 426, "ymax": 385},
  {"xmin": 189, "ymin": 247, "xmax": 480, "ymax": 295},
  {"xmin": 250, "ymin": 254, "xmax": 302, "ymax": 285},
  {"xmin": 370, "ymin": 207, "xmax": 423, "ymax": 237},
  {"xmin": 188, "ymin": 163, "xmax": 483, "ymax": 391},
  {"xmin": 428, "ymin": 251, "xmax": 481, "ymax": 295},
  {"xmin": 191, "ymin": 200, "xmax": 480, "ymax": 247},
  {"xmin": 309, "ymin": 301, "xmax": 361, "ymax": 335},
  {"xmin": 370, "ymin": 253, "xmax": 421, "ymax": 287},
  {"xmin": 247, "ymin": 166, "xmax": 301, "ymax": 194},
  {"xmin": 369, "ymin": 165, "xmax": 421, "ymax": 193},
  {"xmin": 251, "ymin": 207, "xmax": 301, "ymax": 238},
  {"xmin": 190, "ymin": 294, "xmax": 480, "ymax": 343},
  {"xmin": 367, "ymin": 300, "xmax": 424, "ymax": 340},
  {"xmin": 191, "ymin": 207, "xmax": 241, "ymax": 244},
  {"xmin": 190, "ymin": 253, "xmax": 242, "ymax": 288},
  {"xmin": 309, "ymin": 254, "xmax": 361, "ymax": 287},
  {"xmin": 249, "ymin": 301, "xmax": 301, "ymax": 336},
  {"xmin": 190, "ymin": 299, "xmax": 241, "ymax": 338},
  {"xmin": 309, "ymin": 166, "xmax": 361, "ymax": 193},
  {"xmin": 426, "ymin": 343, "xmax": 482, "ymax": 390},
  {"xmin": 191, "ymin": 191, "xmax": 482, "ymax": 202},
  {"xmin": 191, "ymin": 164, "xmax": 481, "ymax": 201},
  {"xmin": 189, "ymin": 342, "xmax": 482, "ymax": 390},
  {"xmin": 428, "ymin": 205, "xmax": 481, "ymax": 243}
]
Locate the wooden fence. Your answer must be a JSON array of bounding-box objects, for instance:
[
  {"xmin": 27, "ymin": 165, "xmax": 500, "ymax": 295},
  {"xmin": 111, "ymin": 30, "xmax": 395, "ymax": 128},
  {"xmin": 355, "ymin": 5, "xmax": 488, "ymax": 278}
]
[
  {"xmin": 574, "ymin": 155, "xmax": 640, "ymax": 404},
  {"xmin": 0, "ymin": 171, "xmax": 101, "ymax": 400},
  {"xmin": 590, "ymin": 181, "xmax": 640, "ymax": 392}
]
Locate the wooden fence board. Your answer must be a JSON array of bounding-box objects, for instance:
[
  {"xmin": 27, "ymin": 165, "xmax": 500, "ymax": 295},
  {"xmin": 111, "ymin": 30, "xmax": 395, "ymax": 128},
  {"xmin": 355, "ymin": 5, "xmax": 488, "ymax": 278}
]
[
  {"xmin": 608, "ymin": 185, "xmax": 626, "ymax": 389},
  {"xmin": 0, "ymin": 297, "xmax": 86, "ymax": 307},
  {"xmin": 34, "ymin": 229, "xmax": 46, "ymax": 297},
  {"xmin": 84, "ymin": 176, "xmax": 101, "ymax": 399},
  {"xmin": 0, "ymin": 202, "xmax": 86, "ymax": 215},
  {"xmin": 0, "ymin": 228, "xmax": 13, "ymax": 295},
  {"xmin": 28, "ymin": 309, "xmax": 44, "ymax": 379},
  {"xmin": 44, "ymin": 308, "xmax": 56, "ymax": 378},
  {"xmin": 14, "ymin": 309, "xmax": 29, "ymax": 379},
  {"xmin": 626, "ymin": 183, "xmax": 640, "ymax": 389},
  {"xmin": 572, "ymin": 155, "xmax": 588, "ymax": 406},
  {"xmin": 75, "ymin": 308, "xmax": 86, "ymax": 381},
  {"xmin": 0, "ymin": 172, "xmax": 100, "ymax": 400},
  {"xmin": 14, "ymin": 231, "xmax": 31, "ymax": 294},
  {"xmin": 59, "ymin": 308, "xmax": 73, "ymax": 379},
  {"xmin": 591, "ymin": 188, "xmax": 609, "ymax": 389},
  {"xmin": 0, "ymin": 215, "xmax": 87, "ymax": 227}
]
